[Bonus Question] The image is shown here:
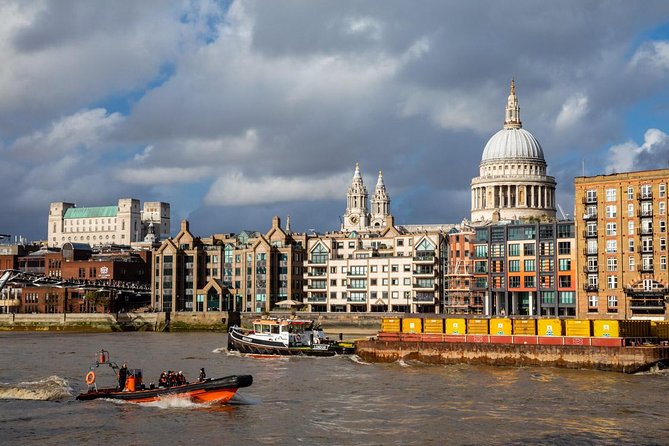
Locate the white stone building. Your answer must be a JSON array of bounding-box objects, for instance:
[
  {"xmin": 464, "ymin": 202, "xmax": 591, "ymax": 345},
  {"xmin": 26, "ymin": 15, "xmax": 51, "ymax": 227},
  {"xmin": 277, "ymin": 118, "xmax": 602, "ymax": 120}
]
[
  {"xmin": 471, "ymin": 80, "xmax": 556, "ymax": 222},
  {"xmin": 48, "ymin": 198, "xmax": 170, "ymax": 248}
]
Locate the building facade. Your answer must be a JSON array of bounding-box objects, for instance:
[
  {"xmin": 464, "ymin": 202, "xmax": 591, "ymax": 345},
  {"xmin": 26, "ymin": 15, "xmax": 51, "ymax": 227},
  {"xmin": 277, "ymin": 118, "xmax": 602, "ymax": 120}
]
[
  {"xmin": 443, "ymin": 227, "xmax": 485, "ymax": 314},
  {"xmin": 48, "ymin": 198, "xmax": 170, "ymax": 248},
  {"xmin": 472, "ymin": 221, "xmax": 577, "ymax": 316},
  {"xmin": 575, "ymin": 169, "xmax": 669, "ymax": 319},
  {"xmin": 471, "ymin": 80, "xmax": 556, "ymax": 222},
  {"xmin": 152, "ymin": 217, "xmax": 306, "ymax": 313},
  {"xmin": 303, "ymin": 227, "xmax": 445, "ymax": 313}
]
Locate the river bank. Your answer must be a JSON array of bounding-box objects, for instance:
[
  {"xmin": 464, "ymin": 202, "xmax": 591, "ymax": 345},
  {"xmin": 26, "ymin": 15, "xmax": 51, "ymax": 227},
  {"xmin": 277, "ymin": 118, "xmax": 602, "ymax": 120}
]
[{"xmin": 0, "ymin": 311, "xmax": 386, "ymax": 334}]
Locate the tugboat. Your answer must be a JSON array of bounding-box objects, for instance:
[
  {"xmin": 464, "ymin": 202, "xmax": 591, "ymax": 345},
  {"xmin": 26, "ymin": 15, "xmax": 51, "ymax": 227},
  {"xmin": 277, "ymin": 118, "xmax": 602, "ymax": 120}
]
[
  {"xmin": 76, "ymin": 349, "xmax": 252, "ymax": 404},
  {"xmin": 228, "ymin": 318, "xmax": 355, "ymax": 357}
]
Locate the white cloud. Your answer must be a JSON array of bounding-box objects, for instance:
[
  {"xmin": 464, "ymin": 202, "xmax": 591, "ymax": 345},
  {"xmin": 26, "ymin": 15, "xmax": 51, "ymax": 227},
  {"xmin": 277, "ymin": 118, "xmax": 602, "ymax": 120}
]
[
  {"xmin": 606, "ymin": 128, "xmax": 669, "ymax": 173},
  {"xmin": 555, "ymin": 93, "xmax": 589, "ymax": 130},
  {"xmin": 204, "ymin": 171, "xmax": 351, "ymax": 206},
  {"xmin": 630, "ymin": 40, "xmax": 669, "ymax": 70},
  {"xmin": 10, "ymin": 108, "xmax": 123, "ymax": 159}
]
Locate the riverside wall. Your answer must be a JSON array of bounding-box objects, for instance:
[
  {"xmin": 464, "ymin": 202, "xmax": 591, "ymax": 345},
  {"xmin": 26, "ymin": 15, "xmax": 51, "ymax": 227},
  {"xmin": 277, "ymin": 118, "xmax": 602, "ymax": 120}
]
[
  {"xmin": 0, "ymin": 311, "xmax": 387, "ymax": 333},
  {"xmin": 355, "ymin": 339, "xmax": 669, "ymax": 373}
]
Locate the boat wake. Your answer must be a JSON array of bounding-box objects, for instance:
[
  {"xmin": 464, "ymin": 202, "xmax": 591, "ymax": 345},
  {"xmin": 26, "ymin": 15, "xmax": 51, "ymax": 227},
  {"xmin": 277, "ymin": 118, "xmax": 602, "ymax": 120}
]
[
  {"xmin": 636, "ymin": 363, "xmax": 669, "ymax": 376},
  {"xmin": 0, "ymin": 376, "xmax": 72, "ymax": 401},
  {"xmin": 349, "ymin": 355, "xmax": 372, "ymax": 365},
  {"xmin": 105, "ymin": 392, "xmax": 258, "ymax": 409}
]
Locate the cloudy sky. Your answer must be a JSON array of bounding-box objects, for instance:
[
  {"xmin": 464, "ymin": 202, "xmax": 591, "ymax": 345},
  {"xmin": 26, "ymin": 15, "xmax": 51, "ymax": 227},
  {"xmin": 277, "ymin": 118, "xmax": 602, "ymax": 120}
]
[{"xmin": 2, "ymin": 0, "xmax": 669, "ymax": 240}]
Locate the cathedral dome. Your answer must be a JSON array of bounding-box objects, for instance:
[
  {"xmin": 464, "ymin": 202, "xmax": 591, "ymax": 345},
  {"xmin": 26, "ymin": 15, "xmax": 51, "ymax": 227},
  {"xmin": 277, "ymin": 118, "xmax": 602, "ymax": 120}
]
[{"xmin": 481, "ymin": 127, "xmax": 545, "ymax": 162}]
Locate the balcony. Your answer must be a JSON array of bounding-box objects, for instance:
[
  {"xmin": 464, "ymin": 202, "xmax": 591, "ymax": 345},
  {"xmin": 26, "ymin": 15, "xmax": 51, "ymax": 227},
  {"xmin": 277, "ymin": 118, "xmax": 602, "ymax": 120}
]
[
  {"xmin": 413, "ymin": 282, "xmax": 436, "ymax": 290},
  {"xmin": 629, "ymin": 298, "xmax": 664, "ymax": 311},
  {"xmin": 306, "ymin": 271, "xmax": 326, "ymax": 278},
  {"xmin": 583, "ymin": 266, "xmax": 598, "ymax": 273},
  {"xmin": 308, "ymin": 283, "xmax": 327, "ymax": 290},
  {"xmin": 347, "ymin": 285, "xmax": 368, "ymax": 291},
  {"xmin": 307, "ymin": 295, "xmax": 327, "ymax": 303},
  {"xmin": 639, "ymin": 209, "xmax": 653, "ymax": 218},
  {"xmin": 582, "ymin": 196, "xmax": 597, "ymax": 204},
  {"xmin": 641, "ymin": 246, "xmax": 654, "ymax": 254},
  {"xmin": 413, "ymin": 254, "xmax": 435, "ymax": 263},
  {"xmin": 347, "ymin": 296, "xmax": 367, "ymax": 303},
  {"xmin": 638, "ymin": 227, "xmax": 653, "ymax": 236},
  {"xmin": 638, "ymin": 192, "xmax": 653, "ymax": 200},
  {"xmin": 583, "ymin": 248, "xmax": 599, "ymax": 256},
  {"xmin": 413, "ymin": 294, "xmax": 435, "ymax": 302},
  {"xmin": 582, "ymin": 213, "xmax": 597, "ymax": 221},
  {"xmin": 413, "ymin": 268, "xmax": 435, "ymax": 276},
  {"xmin": 641, "ymin": 264, "xmax": 654, "ymax": 273},
  {"xmin": 583, "ymin": 230, "xmax": 598, "ymax": 238},
  {"xmin": 583, "ymin": 284, "xmax": 598, "ymax": 292}
]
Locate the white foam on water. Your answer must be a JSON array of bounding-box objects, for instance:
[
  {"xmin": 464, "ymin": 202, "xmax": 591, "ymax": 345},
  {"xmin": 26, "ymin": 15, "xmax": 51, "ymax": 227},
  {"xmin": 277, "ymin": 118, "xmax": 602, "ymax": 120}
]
[
  {"xmin": 349, "ymin": 355, "xmax": 372, "ymax": 365},
  {"xmin": 635, "ymin": 363, "xmax": 669, "ymax": 376},
  {"xmin": 397, "ymin": 359, "xmax": 411, "ymax": 368},
  {"xmin": 0, "ymin": 375, "xmax": 72, "ymax": 401}
]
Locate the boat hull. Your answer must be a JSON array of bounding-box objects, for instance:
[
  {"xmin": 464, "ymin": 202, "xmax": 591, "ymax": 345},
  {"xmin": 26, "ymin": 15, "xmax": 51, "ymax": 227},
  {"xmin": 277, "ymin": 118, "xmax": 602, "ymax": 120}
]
[
  {"xmin": 228, "ymin": 327, "xmax": 352, "ymax": 357},
  {"xmin": 76, "ymin": 375, "xmax": 252, "ymax": 403}
]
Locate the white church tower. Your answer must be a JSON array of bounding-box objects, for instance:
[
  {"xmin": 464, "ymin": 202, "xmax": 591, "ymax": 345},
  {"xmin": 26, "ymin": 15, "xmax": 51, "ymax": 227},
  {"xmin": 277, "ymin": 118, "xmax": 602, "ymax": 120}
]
[
  {"xmin": 342, "ymin": 163, "xmax": 369, "ymax": 232},
  {"xmin": 370, "ymin": 170, "xmax": 391, "ymax": 228}
]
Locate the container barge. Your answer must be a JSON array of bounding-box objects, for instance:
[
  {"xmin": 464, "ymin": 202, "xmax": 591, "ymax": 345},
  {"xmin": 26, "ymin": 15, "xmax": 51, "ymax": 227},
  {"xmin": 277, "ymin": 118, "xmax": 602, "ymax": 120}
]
[{"xmin": 355, "ymin": 317, "xmax": 669, "ymax": 373}]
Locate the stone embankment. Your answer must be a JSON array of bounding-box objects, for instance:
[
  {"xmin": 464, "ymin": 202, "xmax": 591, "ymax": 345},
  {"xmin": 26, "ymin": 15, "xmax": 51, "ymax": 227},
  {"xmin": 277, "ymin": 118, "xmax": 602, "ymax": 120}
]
[
  {"xmin": 0, "ymin": 311, "xmax": 387, "ymax": 333},
  {"xmin": 355, "ymin": 338, "xmax": 669, "ymax": 373}
]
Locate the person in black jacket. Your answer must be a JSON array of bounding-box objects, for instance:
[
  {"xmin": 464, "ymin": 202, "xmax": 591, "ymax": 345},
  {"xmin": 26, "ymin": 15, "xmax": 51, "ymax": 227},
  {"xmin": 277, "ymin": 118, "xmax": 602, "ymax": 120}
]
[{"xmin": 118, "ymin": 363, "xmax": 128, "ymax": 391}]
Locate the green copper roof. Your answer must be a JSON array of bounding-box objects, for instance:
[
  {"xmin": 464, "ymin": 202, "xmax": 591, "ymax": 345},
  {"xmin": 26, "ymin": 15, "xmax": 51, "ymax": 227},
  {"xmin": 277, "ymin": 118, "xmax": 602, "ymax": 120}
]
[{"xmin": 64, "ymin": 206, "xmax": 118, "ymax": 219}]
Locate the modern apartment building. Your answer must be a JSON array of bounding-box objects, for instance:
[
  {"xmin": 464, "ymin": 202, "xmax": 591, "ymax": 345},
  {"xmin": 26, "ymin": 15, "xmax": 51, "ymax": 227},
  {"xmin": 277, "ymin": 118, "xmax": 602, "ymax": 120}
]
[
  {"xmin": 48, "ymin": 198, "xmax": 170, "ymax": 248},
  {"xmin": 152, "ymin": 217, "xmax": 306, "ymax": 313},
  {"xmin": 575, "ymin": 169, "xmax": 669, "ymax": 319},
  {"xmin": 303, "ymin": 227, "xmax": 445, "ymax": 313},
  {"xmin": 471, "ymin": 221, "xmax": 577, "ymax": 316}
]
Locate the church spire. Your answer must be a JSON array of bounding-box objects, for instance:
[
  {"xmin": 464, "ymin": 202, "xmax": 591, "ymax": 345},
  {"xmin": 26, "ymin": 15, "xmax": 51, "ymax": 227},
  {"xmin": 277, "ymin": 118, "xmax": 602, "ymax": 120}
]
[{"xmin": 503, "ymin": 78, "xmax": 522, "ymax": 129}]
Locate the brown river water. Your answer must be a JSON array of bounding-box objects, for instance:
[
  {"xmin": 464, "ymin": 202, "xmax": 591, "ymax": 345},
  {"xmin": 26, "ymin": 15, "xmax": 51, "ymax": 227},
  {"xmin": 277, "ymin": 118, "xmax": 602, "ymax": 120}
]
[{"xmin": 1, "ymin": 331, "xmax": 668, "ymax": 445}]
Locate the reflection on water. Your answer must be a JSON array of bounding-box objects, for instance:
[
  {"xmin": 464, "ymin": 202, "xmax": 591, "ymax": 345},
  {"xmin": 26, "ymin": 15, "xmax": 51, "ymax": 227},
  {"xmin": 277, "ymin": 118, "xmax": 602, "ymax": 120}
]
[{"xmin": 0, "ymin": 332, "xmax": 668, "ymax": 445}]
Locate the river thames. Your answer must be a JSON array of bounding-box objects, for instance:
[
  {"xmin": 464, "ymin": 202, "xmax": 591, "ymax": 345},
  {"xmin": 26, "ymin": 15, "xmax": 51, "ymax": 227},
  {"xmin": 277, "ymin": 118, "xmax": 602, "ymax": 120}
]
[{"xmin": 1, "ymin": 331, "xmax": 668, "ymax": 445}]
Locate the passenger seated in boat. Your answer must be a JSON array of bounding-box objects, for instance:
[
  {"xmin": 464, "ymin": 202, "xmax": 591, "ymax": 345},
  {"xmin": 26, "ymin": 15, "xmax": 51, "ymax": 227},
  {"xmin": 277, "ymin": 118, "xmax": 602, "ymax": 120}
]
[
  {"xmin": 158, "ymin": 372, "xmax": 168, "ymax": 388},
  {"xmin": 176, "ymin": 371, "xmax": 186, "ymax": 385}
]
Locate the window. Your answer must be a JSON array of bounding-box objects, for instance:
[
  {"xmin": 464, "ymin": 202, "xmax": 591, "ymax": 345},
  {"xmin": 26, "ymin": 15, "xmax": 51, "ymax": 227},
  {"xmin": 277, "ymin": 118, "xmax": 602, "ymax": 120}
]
[
  {"xmin": 509, "ymin": 276, "xmax": 520, "ymax": 288},
  {"xmin": 660, "ymin": 184, "xmax": 666, "ymax": 198},
  {"xmin": 524, "ymin": 259, "xmax": 536, "ymax": 272},
  {"xmin": 641, "ymin": 184, "xmax": 652, "ymax": 199},
  {"xmin": 508, "ymin": 244, "xmax": 520, "ymax": 256},
  {"xmin": 606, "ymin": 188, "xmax": 616, "ymax": 201},
  {"xmin": 310, "ymin": 245, "xmax": 328, "ymax": 264},
  {"xmin": 586, "ymin": 189, "xmax": 597, "ymax": 202},
  {"xmin": 661, "ymin": 256, "xmax": 667, "ymax": 271},
  {"xmin": 557, "ymin": 224, "xmax": 574, "ymax": 238},
  {"xmin": 606, "ymin": 223, "xmax": 617, "ymax": 236},
  {"xmin": 628, "ymin": 221, "xmax": 634, "ymax": 235},
  {"xmin": 371, "ymin": 265, "xmax": 377, "ymax": 273},
  {"xmin": 558, "ymin": 259, "xmax": 571, "ymax": 271},
  {"xmin": 661, "ymin": 238, "xmax": 667, "ymax": 251},
  {"xmin": 607, "ymin": 295, "xmax": 618, "ymax": 308},
  {"xmin": 606, "ymin": 205, "xmax": 617, "ymax": 218},
  {"xmin": 586, "ymin": 222, "xmax": 597, "ymax": 237},
  {"xmin": 559, "ymin": 291, "xmax": 575, "ymax": 304},
  {"xmin": 475, "ymin": 245, "xmax": 488, "ymax": 258},
  {"xmin": 606, "ymin": 240, "xmax": 617, "ymax": 253},
  {"xmin": 660, "ymin": 202, "xmax": 666, "ymax": 214},
  {"xmin": 588, "ymin": 295, "xmax": 598, "ymax": 308},
  {"xmin": 524, "ymin": 275, "xmax": 535, "ymax": 288},
  {"xmin": 607, "ymin": 258, "xmax": 617, "ymax": 271},
  {"xmin": 403, "ymin": 278, "xmax": 410, "ymax": 285},
  {"xmin": 628, "ymin": 204, "xmax": 634, "ymax": 217},
  {"xmin": 629, "ymin": 238, "xmax": 635, "ymax": 252},
  {"xmin": 391, "ymin": 265, "xmax": 398, "ymax": 272},
  {"xmin": 661, "ymin": 220, "xmax": 666, "ymax": 233},
  {"xmin": 608, "ymin": 275, "xmax": 617, "ymax": 289},
  {"xmin": 508, "ymin": 260, "xmax": 520, "ymax": 272},
  {"xmin": 627, "ymin": 186, "xmax": 634, "ymax": 200},
  {"xmin": 558, "ymin": 241, "xmax": 571, "ymax": 255},
  {"xmin": 558, "ymin": 275, "xmax": 571, "ymax": 287},
  {"xmin": 523, "ymin": 243, "xmax": 535, "ymax": 256},
  {"xmin": 629, "ymin": 256, "xmax": 635, "ymax": 271}
]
